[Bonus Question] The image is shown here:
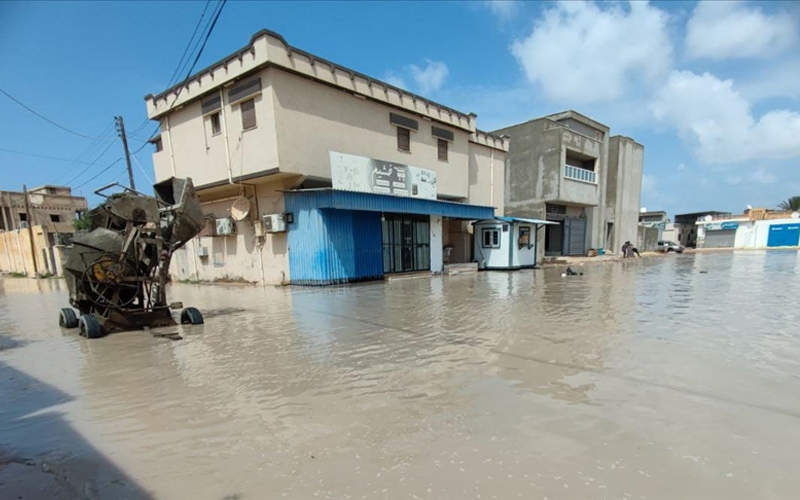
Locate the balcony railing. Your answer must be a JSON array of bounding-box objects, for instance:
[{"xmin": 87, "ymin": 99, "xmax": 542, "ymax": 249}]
[{"xmin": 564, "ymin": 165, "xmax": 596, "ymax": 184}]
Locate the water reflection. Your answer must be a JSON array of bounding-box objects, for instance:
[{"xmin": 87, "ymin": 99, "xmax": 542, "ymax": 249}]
[{"xmin": 1, "ymin": 251, "xmax": 799, "ymax": 499}]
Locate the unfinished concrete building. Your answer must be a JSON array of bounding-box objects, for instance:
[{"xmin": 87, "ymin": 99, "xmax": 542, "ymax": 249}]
[{"xmin": 494, "ymin": 111, "xmax": 643, "ymax": 259}]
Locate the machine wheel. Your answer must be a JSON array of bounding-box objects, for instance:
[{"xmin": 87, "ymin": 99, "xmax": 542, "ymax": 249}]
[
  {"xmin": 180, "ymin": 307, "xmax": 204, "ymax": 325},
  {"xmin": 59, "ymin": 308, "xmax": 79, "ymax": 328},
  {"xmin": 79, "ymin": 314, "xmax": 105, "ymax": 339}
]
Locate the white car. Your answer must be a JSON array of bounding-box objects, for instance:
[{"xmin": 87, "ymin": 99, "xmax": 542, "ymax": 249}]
[{"xmin": 657, "ymin": 240, "xmax": 684, "ymax": 253}]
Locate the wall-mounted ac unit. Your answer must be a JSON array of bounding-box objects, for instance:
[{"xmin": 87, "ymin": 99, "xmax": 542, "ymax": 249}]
[
  {"xmin": 215, "ymin": 217, "xmax": 236, "ymax": 236},
  {"xmin": 263, "ymin": 213, "xmax": 286, "ymax": 233},
  {"xmin": 196, "ymin": 246, "xmax": 209, "ymax": 257},
  {"xmin": 19, "ymin": 221, "xmax": 29, "ymax": 229}
]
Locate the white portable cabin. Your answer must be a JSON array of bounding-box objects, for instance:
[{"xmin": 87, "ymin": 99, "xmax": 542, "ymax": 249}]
[{"xmin": 473, "ymin": 217, "xmax": 556, "ymax": 270}]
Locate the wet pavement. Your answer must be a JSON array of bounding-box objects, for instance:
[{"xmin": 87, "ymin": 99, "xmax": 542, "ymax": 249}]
[{"xmin": 2, "ymin": 251, "xmax": 800, "ymax": 499}]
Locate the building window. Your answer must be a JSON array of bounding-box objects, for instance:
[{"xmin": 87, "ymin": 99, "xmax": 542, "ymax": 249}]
[
  {"xmin": 482, "ymin": 228, "xmax": 500, "ymax": 248},
  {"xmin": 50, "ymin": 214, "xmax": 61, "ymax": 222},
  {"xmin": 437, "ymin": 138, "xmax": 448, "ymax": 161},
  {"xmin": 397, "ymin": 127, "xmax": 410, "ymax": 152},
  {"xmin": 241, "ymin": 98, "xmax": 256, "ymax": 130},
  {"xmin": 210, "ymin": 112, "xmax": 221, "ymax": 136},
  {"xmin": 153, "ymin": 138, "xmax": 163, "ymax": 152},
  {"xmin": 19, "ymin": 213, "xmax": 27, "ymax": 222}
]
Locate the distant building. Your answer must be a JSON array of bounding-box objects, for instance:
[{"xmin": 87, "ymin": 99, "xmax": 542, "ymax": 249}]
[
  {"xmin": 695, "ymin": 208, "xmax": 800, "ymax": 249},
  {"xmin": 0, "ymin": 185, "xmax": 88, "ymax": 275},
  {"xmin": 638, "ymin": 210, "xmax": 668, "ymax": 240},
  {"xmin": 493, "ymin": 111, "xmax": 644, "ymax": 259},
  {"xmin": 673, "ymin": 211, "xmax": 731, "ymax": 248},
  {"xmin": 144, "ymin": 30, "xmax": 506, "ymax": 285}
]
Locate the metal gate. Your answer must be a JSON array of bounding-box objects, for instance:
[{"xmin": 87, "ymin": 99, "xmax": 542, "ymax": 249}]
[
  {"xmin": 562, "ymin": 217, "xmax": 586, "ymax": 256},
  {"xmin": 704, "ymin": 229, "xmax": 736, "ymax": 248},
  {"xmin": 381, "ymin": 214, "xmax": 430, "ymax": 273}
]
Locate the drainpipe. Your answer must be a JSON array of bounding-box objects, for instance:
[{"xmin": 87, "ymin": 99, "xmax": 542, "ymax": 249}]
[
  {"xmin": 490, "ymin": 147, "xmax": 495, "ymax": 210},
  {"xmin": 220, "ymin": 88, "xmax": 233, "ymax": 184},
  {"xmin": 165, "ymin": 116, "xmax": 177, "ymax": 177}
]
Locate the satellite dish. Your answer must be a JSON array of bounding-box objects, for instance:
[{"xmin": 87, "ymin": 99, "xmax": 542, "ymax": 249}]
[
  {"xmin": 792, "ymin": 212, "xmax": 799, "ymax": 219},
  {"xmin": 640, "ymin": 207, "xmax": 647, "ymax": 213},
  {"xmin": 746, "ymin": 204, "xmax": 752, "ymax": 210},
  {"xmin": 704, "ymin": 215, "xmax": 713, "ymax": 222},
  {"xmin": 230, "ymin": 195, "xmax": 250, "ymax": 221}
]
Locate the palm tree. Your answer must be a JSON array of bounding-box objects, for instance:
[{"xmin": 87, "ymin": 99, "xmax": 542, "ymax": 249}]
[{"xmin": 778, "ymin": 196, "xmax": 800, "ymax": 212}]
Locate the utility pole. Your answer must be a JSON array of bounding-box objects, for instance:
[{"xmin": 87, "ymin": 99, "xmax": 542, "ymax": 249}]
[
  {"xmin": 115, "ymin": 116, "xmax": 136, "ymax": 190},
  {"xmin": 22, "ymin": 184, "xmax": 38, "ymax": 275}
]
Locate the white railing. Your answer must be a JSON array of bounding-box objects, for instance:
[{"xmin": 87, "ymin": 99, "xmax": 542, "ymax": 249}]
[{"xmin": 564, "ymin": 165, "xmax": 596, "ymax": 184}]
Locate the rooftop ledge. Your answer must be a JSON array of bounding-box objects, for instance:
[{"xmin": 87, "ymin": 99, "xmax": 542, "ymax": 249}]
[{"xmin": 144, "ymin": 29, "xmax": 507, "ymax": 149}]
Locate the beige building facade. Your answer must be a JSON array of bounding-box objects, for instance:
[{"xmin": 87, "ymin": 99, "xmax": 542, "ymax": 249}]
[
  {"xmin": 0, "ymin": 185, "xmax": 88, "ymax": 276},
  {"xmin": 145, "ymin": 30, "xmax": 506, "ymax": 285}
]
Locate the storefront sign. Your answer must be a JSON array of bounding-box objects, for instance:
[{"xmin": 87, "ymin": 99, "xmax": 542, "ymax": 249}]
[
  {"xmin": 330, "ymin": 151, "xmax": 437, "ymax": 200},
  {"xmin": 705, "ymin": 221, "xmax": 739, "ymax": 231}
]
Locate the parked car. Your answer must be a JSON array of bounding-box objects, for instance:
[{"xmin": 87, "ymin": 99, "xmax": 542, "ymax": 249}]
[{"xmin": 657, "ymin": 240, "xmax": 685, "ymax": 253}]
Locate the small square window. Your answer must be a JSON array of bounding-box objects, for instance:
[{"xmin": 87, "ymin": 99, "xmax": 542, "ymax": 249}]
[
  {"xmin": 210, "ymin": 112, "xmax": 221, "ymax": 136},
  {"xmin": 437, "ymin": 138, "xmax": 448, "ymax": 161},
  {"xmin": 50, "ymin": 214, "xmax": 61, "ymax": 222},
  {"xmin": 397, "ymin": 127, "xmax": 410, "ymax": 152},
  {"xmin": 19, "ymin": 213, "xmax": 27, "ymax": 222},
  {"xmin": 482, "ymin": 228, "xmax": 500, "ymax": 248},
  {"xmin": 241, "ymin": 98, "xmax": 257, "ymax": 130}
]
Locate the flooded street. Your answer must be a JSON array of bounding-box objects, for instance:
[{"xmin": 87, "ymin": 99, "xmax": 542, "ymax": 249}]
[{"xmin": 2, "ymin": 252, "xmax": 800, "ymax": 499}]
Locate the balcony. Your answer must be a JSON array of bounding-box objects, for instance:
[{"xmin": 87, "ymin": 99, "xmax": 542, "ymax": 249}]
[{"xmin": 564, "ymin": 165, "xmax": 596, "ymax": 184}]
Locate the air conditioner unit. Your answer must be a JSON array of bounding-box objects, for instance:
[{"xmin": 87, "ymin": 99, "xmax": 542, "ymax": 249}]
[
  {"xmin": 196, "ymin": 246, "xmax": 209, "ymax": 257},
  {"xmin": 19, "ymin": 221, "xmax": 29, "ymax": 229},
  {"xmin": 263, "ymin": 213, "xmax": 286, "ymax": 233},
  {"xmin": 215, "ymin": 217, "xmax": 236, "ymax": 236}
]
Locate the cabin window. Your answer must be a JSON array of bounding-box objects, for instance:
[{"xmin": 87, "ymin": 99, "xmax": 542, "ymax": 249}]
[{"xmin": 482, "ymin": 228, "xmax": 500, "ymax": 248}]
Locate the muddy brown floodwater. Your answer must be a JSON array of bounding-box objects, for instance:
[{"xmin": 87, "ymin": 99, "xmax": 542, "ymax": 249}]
[{"xmin": 2, "ymin": 251, "xmax": 800, "ymax": 499}]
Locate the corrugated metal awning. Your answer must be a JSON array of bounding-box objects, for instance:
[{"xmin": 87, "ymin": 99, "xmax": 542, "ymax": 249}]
[
  {"xmin": 284, "ymin": 189, "xmax": 495, "ymax": 220},
  {"xmin": 485, "ymin": 216, "xmax": 558, "ymax": 225}
]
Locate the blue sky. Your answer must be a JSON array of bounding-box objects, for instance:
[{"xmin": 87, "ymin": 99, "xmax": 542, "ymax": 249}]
[{"xmin": 1, "ymin": 1, "xmax": 798, "ymax": 217}]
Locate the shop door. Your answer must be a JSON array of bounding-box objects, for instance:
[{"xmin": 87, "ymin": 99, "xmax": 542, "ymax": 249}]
[{"xmin": 382, "ymin": 214, "xmax": 430, "ymax": 273}]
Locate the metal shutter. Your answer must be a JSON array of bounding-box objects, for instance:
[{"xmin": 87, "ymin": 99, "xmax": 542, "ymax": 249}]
[
  {"xmin": 704, "ymin": 229, "xmax": 736, "ymax": 248},
  {"xmin": 241, "ymin": 99, "xmax": 256, "ymax": 130},
  {"xmin": 563, "ymin": 217, "xmax": 586, "ymax": 256}
]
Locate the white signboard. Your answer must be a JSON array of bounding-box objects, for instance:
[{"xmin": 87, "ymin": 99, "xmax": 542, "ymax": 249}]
[{"xmin": 329, "ymin": 151, "xmax": 437, "ymax": 200}]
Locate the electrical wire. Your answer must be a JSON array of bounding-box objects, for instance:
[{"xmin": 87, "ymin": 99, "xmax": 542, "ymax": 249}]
[
  {"xmin": 0, "ymin": 147, "xmax": 107, "ymax": 165},
  {"xmin": 0, "ymin": 87, "xmax": 115, "ymax": 141},
  {"xmin": 63, "ymin": 140, "xmax": 117, "ymax": 186},
  {"xmin": 74, "ymin": 158, "xmax": 124, "ymax": 190},
  {"xmin": 50, "ymin": 121, "xmax": 118, "ymax": 184}
]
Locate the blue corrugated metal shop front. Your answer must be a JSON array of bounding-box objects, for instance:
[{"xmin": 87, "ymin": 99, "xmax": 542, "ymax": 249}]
[{"xmin": 284, "ymin": 189, "xmax": 494, "ymax": 285}]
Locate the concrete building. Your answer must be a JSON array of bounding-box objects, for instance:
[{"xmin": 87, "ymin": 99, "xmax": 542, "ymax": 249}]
[
  {"xmin": 0, "ymin": 185, "xmax": 88, "ymax": 276},
  {"xmin": 639, "ymin": 210, "xmax": 668, "ymax": 240},
  {"xmin": 493, "ymin": 111, "xmax": 643, "ymax": 260},
  {"xmin": 695, "ymin": 208, "xmax": 800, "ymax": 249},
  {"xmin": 673, "ymin": 211, "xmax": 730, "ymax": 248},
  {"xmin": 144, "ymin": 30, "xmax": 507, "ymax": 285}
]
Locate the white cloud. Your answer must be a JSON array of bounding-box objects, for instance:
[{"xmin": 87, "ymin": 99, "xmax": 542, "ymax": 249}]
[
  {"xmin": 750, "ymin": 167, "xmax": 777, "ymax": 184},
  {"xmin": 407, "ymin": 60, "xmax": 449, "ymax": 94},
  {"xmin": 383, "ymin": 74, "xmax": 408, "ymax": 90},
  {"xmin": 511, "ymin": 1, "xmax": 672, "ymax": 103},
  {"xmin": 484, "ymin": 0, "xmax": 519, "ymax": 21},
  {"xmin": 650, "ymin": 70, "xmax": 800, "ymax": 164},
  {"xmin": 677, "ymin": 163, "xmax": 686, "ymax": 171},
  {"xmin": 685, "ymin": 2, "xmax": 798, "ymax": 60}
]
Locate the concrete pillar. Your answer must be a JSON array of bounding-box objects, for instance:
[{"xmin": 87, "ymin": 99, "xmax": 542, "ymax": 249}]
[{"xmin": 430, "ymin": 215, "xmax": 443, "ymax": 274}]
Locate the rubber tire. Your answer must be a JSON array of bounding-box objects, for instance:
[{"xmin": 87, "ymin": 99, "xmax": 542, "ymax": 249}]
[
  {"xmin": 79, "ymin": 314, "xmax": 104, "ymax": 339},
  {"xmin": 667, "ymin": 248, "xmax": 674, "ymax": 253},
  {"xmin": 180, "ymin": 307, "xmax": 204, "ymax": 325},
  {"xmin": 59, "ymin": 308, "xmax": 79, "ymax": 328}
]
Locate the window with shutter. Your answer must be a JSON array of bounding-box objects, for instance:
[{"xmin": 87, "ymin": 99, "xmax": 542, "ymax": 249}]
[
  {"xmin": 397, "ymin": 127, "xmax": 410, "ymax": 152},
  {"xmin": 241, "ymin": 98, "xmax": 256, "ymax": 130},
  {"xmin": 437, "ymin": 138, "xmax": 448, "ymax": 161},
  {"xmin": 210, "ymin": 112, "xmax": 221, "ymax": 135}
]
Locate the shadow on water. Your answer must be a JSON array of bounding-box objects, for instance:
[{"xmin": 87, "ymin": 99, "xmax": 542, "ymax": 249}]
[{"xmin": 0, "ymin": 359, "xmax": 155, "ymax": 500}]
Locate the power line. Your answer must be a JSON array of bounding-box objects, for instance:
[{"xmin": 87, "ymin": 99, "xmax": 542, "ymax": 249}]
[
  {"xmin": 50, "ymin": 120, "xmax": 118, "ymax": 184},
  {"xmin": 128, "ymin": 0, "xmax": 220, "ymax": 139},
  {"xmin": 167, "ymin": 0, "xmax": 213, "ymax": 88},
  {"xmin": 0, "ymin": 147, "xmax": 109, "ymax": 166},
  {"xmin": 74, "ymin": 158, "xmax": 124, "ymax": 190},
  {"xmin": 63, "ymin": 140, "xmax": 117, "ymax": 186},
  {"xmin": 0, "ymin": 86, "xmax": 115, "ymax": 141}
]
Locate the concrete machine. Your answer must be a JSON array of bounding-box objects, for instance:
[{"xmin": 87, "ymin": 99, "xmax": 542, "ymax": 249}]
[{"xmin": 59, "ymin": 177, "xmax": 204, "ymax": 338}]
